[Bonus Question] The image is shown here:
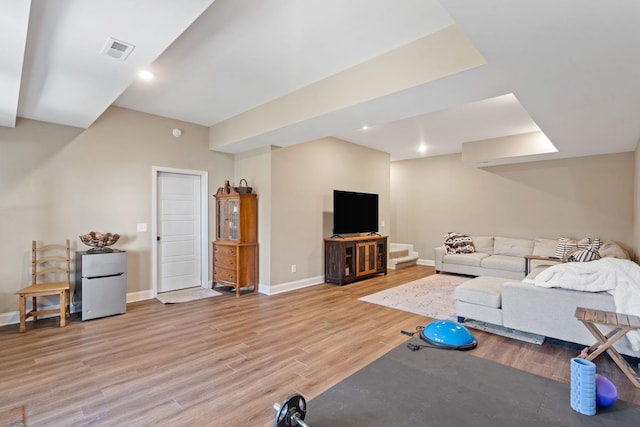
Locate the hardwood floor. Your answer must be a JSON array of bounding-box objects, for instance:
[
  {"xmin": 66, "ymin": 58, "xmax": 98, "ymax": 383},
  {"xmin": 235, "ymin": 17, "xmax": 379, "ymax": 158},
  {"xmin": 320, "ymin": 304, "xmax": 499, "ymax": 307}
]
[{"xmin": 1, "ymin": 265, "xmax": 638, "ymax": 426}]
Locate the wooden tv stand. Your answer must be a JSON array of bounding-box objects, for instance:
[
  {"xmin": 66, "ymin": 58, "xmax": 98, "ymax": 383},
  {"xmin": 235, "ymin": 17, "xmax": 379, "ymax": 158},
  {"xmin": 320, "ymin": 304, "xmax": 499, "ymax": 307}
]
[{"xmin": 324, "ymin": 235, "xmax": 388, "ymax": 285}]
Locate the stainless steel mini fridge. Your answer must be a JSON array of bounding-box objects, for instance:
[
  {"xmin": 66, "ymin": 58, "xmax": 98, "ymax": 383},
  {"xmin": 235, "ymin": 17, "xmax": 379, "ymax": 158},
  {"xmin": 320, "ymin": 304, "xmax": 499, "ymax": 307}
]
[{"xmin": 75, "ymin": 250, "xmax": 126, "ymax": 320}]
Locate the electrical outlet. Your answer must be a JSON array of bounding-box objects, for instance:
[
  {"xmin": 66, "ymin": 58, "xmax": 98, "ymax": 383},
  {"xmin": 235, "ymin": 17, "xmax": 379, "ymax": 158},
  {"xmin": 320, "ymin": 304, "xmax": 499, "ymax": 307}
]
[
  {"xmin": 291, "ymin": 264, "xmax": 296, "ymax": 273},
  {"xmin": 137, "ymin": 223, "xmax": 147, "ymax": 232},
  {"xmin": 381, "ymin": 220, "xmax": 385, "ymax": 227}
]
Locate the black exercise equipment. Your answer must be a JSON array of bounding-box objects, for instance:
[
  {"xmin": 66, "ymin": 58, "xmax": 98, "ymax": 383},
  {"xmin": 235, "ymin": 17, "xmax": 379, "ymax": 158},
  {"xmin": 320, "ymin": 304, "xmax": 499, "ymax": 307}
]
[{"xmin": 273, "ymin": 394, "xmax": 308, "ymax": 427}]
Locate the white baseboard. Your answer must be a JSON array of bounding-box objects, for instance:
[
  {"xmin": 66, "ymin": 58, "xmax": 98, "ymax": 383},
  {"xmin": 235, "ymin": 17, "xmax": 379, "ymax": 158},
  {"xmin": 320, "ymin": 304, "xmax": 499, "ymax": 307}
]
[
  {"xmin": 418, "ymin": 258, "xmax": 435, "ymax": 266},
  {"xmin": 126, "ymin": 290, "xmax": 154, "ymax": 303},
  {"xmin": 0, "ymin": 302, "xmax": 81, "ymax": 327},
  {"xmin": 261, "ymin": 275, "xmax": 324, "ymax": 295},
  {"xmin": 0, "ymin": 311, "xmax": 20, "ymax": 327}
]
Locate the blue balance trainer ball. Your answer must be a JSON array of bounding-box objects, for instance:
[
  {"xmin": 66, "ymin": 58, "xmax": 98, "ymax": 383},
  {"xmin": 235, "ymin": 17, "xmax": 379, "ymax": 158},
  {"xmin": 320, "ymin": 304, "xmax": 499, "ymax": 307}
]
[
  {"xmin": 421, "ymin": 320, "xmax": 475, "ymax": 347},
  {"xmin": 595, "ymin": 374, "xmax": 617, "ymax": 407}
]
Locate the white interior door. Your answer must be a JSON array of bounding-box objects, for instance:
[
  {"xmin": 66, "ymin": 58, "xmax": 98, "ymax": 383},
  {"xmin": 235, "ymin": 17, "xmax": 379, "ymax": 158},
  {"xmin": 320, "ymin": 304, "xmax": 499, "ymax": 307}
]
[{"xmin": 158, "ymin": 172, "xmax": 201, "ymax": 293}]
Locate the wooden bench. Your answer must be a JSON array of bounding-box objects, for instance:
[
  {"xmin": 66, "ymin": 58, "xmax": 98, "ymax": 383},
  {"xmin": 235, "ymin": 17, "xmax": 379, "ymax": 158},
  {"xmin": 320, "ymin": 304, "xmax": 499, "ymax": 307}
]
[{"xmin": 574, "ymin": 307, "xmax": 640, "ymax": 388}]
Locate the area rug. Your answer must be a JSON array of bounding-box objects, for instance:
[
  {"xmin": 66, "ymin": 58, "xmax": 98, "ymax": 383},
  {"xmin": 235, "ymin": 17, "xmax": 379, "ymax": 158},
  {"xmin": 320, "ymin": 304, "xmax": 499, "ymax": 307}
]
[
  {"xmin": 0, "ymin": 406, "xmax": 25, "ymax": 427},
  {"xmin": 156, "ymin": 287, "xmax": 222, "ymax": 304},
  {"xmin": 358, "ymin": 274, "xmax": 466, "ymax": 320},
  {"xmin": 305, "ymin": 342, "xmax": 640, "ymax": 426},
  {"xmin": 359, "ymin": 274, "xmax": 545, "ymax": 344}
]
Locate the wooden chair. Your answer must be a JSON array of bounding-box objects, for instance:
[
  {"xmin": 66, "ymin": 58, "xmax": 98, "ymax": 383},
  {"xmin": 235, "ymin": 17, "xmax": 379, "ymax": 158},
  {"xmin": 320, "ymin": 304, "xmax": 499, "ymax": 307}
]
[{"xmin": 15, "ymin": 240, "xmax": 71, "ymax": 333}]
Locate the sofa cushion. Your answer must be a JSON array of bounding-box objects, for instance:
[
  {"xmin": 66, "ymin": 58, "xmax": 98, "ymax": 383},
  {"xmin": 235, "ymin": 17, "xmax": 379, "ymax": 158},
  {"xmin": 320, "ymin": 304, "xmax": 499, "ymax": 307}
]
[
  {"xmin": 599, "ymin": 241, "xmax": 630, "ymax": 259},
  {"xmin": 493, "ymin": 236, "xmax": 534, "ymax": 257},
  {"xmin": 443, "ymin": 252, "xmax": 489, "ymax": 267},
  {"xmin": 525, "ymin": 265, "xmax": 549, "ymax": 280},
  {"xmin": 471, "ymin": 236, "xmax": 494, "ymax": 254},
  {"xmin": 532, "ymin": 238, "xmax": 558, "ymax": 257},
  {"xmin": 455, "ymin": 276, "xmax": 505, "ymax": 308},
  {"xmin": 481, "ymin": 255, "xmax": 526, "ymax": 272}
]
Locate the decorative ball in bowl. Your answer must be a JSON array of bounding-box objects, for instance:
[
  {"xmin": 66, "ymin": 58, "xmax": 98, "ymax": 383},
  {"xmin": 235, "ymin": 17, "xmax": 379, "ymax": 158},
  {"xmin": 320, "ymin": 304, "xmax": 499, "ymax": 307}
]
[{"xmin": 80, "ymin": 232, "xmax": 120, "ymax": 253}]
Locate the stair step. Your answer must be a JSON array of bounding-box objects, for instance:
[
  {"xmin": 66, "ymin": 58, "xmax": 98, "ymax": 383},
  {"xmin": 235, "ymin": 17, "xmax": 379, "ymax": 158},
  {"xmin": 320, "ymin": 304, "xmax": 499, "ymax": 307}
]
[
  {"xmin": 392, "ymin": 255, "xmax": 418, "ymax": 269},
  {"xmin": 389, "ymin": 249, "xmax": 409, "ymax": 259}
]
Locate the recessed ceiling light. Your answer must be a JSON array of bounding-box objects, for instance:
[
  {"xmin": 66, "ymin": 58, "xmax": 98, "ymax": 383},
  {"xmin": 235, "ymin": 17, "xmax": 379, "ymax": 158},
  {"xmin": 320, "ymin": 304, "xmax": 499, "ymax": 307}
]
[
  {"xmin": 418, "ymin": 144, "xmax": 428, "ymax": 153},
  {"xmin": 138, "ymin": 70, "xmax": 154, "ymax": 80},
  {"xmin": 362, "ymin": 125, "xmax": 369, "ymax": 131}
]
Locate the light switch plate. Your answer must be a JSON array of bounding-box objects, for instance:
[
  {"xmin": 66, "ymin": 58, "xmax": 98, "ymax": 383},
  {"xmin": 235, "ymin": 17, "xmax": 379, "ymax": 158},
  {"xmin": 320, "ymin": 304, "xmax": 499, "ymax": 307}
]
[{"xmin": 137, "ymin": 223, "xmax": 147, "ymax": 232}]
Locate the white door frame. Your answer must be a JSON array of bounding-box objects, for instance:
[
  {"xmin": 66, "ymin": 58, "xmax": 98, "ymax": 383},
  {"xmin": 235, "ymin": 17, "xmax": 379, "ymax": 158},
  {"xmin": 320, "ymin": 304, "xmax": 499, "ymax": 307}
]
[{"xmin": 152, "ymin": 166, "xmax": 209, "ymax": 297}]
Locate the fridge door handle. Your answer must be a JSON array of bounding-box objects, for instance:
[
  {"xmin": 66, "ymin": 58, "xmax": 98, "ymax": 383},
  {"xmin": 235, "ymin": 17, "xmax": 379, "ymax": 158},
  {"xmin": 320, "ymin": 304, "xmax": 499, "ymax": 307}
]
[{"xmin": 85, "ymin": 272, "xmax": 125, "ymax": 280}]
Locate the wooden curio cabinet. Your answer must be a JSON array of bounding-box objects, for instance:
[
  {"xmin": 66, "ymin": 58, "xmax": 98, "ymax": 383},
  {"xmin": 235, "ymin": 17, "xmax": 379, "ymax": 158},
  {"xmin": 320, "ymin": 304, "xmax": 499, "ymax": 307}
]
[{"xmin": 213, "ymin": 185, "xmax": 258, "ymax": 295}]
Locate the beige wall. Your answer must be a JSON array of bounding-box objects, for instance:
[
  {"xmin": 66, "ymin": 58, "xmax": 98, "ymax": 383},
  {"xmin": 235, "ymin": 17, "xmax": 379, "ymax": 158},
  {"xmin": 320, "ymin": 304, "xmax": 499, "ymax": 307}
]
[
  {"xmin": 0, "ymin": 107, "xmax": 233, "ymax": 315},
  {"xmin": 233, "ymin": 147, "xmax": 273, "ymax": 288},
  {"xmin": 391, "ymin": 152, "xmax": 634, "ymax": 262},
  {"xmin": 269, "ymin": 137, "xmax": 390, "ymax": 288},
  {"xmin": 0, "ymin": 111, "xmax": 390, "ymax": 318}
]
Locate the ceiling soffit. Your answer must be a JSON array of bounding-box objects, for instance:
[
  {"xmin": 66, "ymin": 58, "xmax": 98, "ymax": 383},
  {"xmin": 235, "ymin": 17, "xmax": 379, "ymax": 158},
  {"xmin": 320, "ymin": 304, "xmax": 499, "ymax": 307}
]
[{"xmin": 208, "ymin": 24, "xmax": 486, "ymax": 154}]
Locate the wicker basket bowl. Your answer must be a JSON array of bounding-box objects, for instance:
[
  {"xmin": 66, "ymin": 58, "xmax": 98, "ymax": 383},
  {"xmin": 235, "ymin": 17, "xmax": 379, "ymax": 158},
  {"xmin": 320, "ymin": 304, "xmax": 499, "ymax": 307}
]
[{"xmin": 80, "ymin": 232, "xmax": 120, "ymax": 248}]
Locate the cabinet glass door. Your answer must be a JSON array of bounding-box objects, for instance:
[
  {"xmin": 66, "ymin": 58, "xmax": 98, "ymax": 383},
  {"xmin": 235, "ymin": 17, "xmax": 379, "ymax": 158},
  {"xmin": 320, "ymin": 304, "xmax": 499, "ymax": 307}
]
[
  {"xmin": 229, "ymin": 199, "xmax": 239, "ymax": 240},
  {"xmin": 344, "ymin": 243, "xmax": 355, "ymax": 278},
  {"xmin": 218, "ymin": 200, "xmax": 227, "ymax": 239},
  {"xmin": 376, "ymin": 241, "xmax": 386, "ymax": 269}
]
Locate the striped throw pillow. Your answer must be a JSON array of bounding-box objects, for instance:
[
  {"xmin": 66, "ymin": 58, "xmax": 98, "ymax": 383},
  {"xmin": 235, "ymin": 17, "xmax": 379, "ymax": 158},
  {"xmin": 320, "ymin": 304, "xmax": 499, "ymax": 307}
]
[
  {"xmin": 567, "ymin": 246, "xmax": 601, "ymax": 262},
  {"xmin": 554, "ymin": 237, "xmax": 600, "ymax": 259}
]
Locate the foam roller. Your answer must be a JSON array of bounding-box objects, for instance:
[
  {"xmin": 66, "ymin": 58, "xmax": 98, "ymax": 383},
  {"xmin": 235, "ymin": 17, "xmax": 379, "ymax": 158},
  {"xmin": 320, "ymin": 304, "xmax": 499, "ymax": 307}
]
[{"xmin": 570, "ymin": 358, "xmax": 596, "ymax": 416}]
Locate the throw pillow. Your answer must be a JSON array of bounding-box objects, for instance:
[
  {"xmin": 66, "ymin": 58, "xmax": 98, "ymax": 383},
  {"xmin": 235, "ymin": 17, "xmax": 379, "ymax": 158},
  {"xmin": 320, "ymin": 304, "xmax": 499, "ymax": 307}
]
[
  {"xmin": 444, "ymin": 232, "xmax": 475, "ymax": 254},
  {"xmin": 554, "ymin": 237, "xmax": 570, "ymax": 258},
  {"xmin": 554, "ymin": 237, "xmax": 597, "ymax": 259},
  {"xmin": 567, "ymin": 246, "xmax": 601, "ymax": 262}
]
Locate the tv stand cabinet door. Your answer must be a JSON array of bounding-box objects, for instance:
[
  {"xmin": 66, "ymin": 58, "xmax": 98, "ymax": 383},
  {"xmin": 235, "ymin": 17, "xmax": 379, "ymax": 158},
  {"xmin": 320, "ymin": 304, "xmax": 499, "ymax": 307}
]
[
  {"xmin": 356, "ymin": 241, "xmax": 377, "ymax": 277},
  {"xmin": 375, "ymin": 238, "xmax": 387, "ymax": 274},
  {"xmin": 324, "ymin": 240, "xmax": 356, "ymax": 285}
]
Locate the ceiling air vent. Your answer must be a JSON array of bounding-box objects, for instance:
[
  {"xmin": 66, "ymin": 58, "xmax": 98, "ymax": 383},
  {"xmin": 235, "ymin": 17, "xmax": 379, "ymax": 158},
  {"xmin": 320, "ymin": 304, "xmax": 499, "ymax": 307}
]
[{"xmin": 101, "ymin": 37, "xmax": 135, "ymax": 61}]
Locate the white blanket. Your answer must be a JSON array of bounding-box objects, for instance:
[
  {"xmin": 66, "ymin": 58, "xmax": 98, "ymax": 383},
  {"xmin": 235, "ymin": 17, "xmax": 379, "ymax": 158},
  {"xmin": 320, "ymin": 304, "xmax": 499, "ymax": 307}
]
[{"xmin": 525, "ymin": 257, "xmax": 640, "ymax": 351}]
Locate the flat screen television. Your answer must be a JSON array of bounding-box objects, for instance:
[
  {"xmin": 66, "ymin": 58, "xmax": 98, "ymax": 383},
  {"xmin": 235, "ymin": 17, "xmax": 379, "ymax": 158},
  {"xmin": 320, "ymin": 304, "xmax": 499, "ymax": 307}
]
[{"xmin": 332, "ymin": 190, "xmax": 379, "ymax": 236}]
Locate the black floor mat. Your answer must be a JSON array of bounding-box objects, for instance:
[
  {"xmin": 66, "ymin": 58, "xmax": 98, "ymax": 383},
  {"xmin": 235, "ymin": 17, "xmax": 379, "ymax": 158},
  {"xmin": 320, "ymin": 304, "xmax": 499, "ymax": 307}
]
[{"xmin": 305, "ymin": 341, "xmax": 639, "ymax": 426}]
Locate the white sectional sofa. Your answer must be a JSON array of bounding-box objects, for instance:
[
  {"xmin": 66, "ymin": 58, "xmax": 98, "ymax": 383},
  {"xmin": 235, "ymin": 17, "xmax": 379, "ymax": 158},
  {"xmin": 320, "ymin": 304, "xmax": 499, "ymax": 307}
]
[
  {"xmin": 434, "ymin": 236, "xmax": 559, "ymax": 280},
  {"xmin": 502, "ymin": 277, "xmax": 639, "ymax": 357},
  {"xmin": 454, "ymin": 268, "xmax": 640, "ymax": 358},
  {"xmin": 438, "ymin": 235, "xmax": 640, "ymax": 357}
]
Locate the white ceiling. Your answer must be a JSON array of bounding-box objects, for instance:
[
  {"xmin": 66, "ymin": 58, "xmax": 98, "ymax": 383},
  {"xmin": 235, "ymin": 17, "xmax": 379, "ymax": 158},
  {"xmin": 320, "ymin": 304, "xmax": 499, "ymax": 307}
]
[{"xmin": 3, "ymin": 0, "xmax": 640, "ymax": 163}]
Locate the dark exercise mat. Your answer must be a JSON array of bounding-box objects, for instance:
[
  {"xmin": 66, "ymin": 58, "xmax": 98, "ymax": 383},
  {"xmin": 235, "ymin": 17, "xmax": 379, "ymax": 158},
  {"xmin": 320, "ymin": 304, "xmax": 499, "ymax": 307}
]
[{"xmin": 305, "ymin": 340, "xmax": 640, "ymax": 427}]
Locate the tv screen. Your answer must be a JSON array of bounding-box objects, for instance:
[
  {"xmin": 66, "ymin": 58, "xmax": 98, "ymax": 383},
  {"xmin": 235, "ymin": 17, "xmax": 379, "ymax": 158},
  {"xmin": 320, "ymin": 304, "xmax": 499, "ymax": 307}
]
[{"xmin": 333, "ymin": 190, "xmax": 379, "ymax": 235}]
